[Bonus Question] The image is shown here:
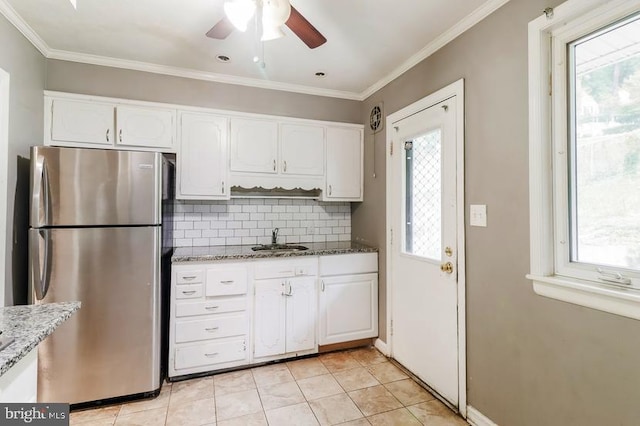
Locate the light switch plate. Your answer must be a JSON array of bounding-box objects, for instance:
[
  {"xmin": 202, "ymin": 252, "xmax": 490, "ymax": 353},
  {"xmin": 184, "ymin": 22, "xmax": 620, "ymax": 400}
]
[{"xmin": 470, "ymin": 204, "xmax": 487, "ymax": 227}]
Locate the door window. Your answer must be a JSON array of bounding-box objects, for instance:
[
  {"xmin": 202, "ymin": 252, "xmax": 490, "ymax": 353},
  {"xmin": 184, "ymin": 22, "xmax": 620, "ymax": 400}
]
[{"xmin": 404, "ymin": 128, "xmax": 442, "ymax": 261}]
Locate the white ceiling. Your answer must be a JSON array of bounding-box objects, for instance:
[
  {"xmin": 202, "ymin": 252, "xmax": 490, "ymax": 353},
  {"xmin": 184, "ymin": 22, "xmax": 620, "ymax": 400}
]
[{"xmin": 1, "ymin": 0, "xmax": 508, "ymax": 100}]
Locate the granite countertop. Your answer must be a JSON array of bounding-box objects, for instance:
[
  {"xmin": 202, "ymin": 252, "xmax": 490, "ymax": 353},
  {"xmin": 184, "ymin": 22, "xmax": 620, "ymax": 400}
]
[
  {"xmin": 172, "ymin": 241, "xmax": 378, "ymax": 263},
  {"xmin": 0, "ymin": 302, "xmax": 80, "ymax": 377}
]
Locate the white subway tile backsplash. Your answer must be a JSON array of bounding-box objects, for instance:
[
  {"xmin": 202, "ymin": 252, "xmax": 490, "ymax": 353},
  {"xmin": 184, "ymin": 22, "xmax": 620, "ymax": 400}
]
[
  {"xmin": 184, "ymin": 230, "xmax": 201, "ymax": 238},
  {"xmin": 202, "ymin": 230, "xmax": 218, "ymax": 238},
  {"xmin": 173, "ymin": 199, "xmax": 351, "ymax": 247}
]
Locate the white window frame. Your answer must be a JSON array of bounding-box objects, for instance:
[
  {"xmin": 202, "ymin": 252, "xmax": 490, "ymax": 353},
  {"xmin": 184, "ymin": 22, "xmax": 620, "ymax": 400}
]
[{"xmin": 528, "ymin": 0, "xmax": 640, "ymax": 320}]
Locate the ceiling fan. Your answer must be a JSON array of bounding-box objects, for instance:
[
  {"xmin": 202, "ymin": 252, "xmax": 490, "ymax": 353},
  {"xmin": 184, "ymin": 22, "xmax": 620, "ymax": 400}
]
[{"xmin": 206, "ymin": 0, "xmax": 327, "ymax": 49}]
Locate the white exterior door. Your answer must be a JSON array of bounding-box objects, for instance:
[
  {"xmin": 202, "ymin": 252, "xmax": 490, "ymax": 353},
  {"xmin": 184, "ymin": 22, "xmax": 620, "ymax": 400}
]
[
  {"xmin": 177, "ymin": 112, "xmax": 228, "ymax": 200},
  {"xmin": 230, "ymin": 118, "xmax": 278, "ymax": 174},
  {"xmin": 253, "ymin": 280, "xmax": 286, "ymax": 358},
  {"xmin": 280, "ymin": 124, "xmax": 325, "ymax": 176},
  {"xmin": 390, "ymin": 97, "xmax": 460, "ymax": 406},
  {"xmin": 285, "ymin": 277, "xmax": 316, "ymax": 353}
]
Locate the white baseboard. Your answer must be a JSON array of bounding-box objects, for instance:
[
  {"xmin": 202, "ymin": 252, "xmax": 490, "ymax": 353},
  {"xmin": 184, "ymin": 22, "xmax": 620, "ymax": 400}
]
[
  {"xmin": 374, "ymin": 338, "xmax": 389, "ymax": 356},
  {"xmin": 467, "ymin": 406, "xmax": 498, "ymax": 426}
]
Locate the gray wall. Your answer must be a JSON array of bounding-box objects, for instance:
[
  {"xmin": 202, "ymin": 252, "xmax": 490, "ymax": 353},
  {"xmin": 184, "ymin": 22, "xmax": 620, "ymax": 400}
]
[
  {"xmin": 45, "ymin": 60, "xmax": 362, "ymax": 124},
  {"xmin": 0, "ymin": 14, "xmax": 46, "ymax": 305},
  {"xmin": 353, "ymin": 0, "xmax": 640, "ymax": 425}
]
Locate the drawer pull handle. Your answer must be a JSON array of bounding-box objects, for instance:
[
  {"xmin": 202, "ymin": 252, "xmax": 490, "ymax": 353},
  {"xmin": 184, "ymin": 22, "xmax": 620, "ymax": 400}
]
[
  {"xmin": 205, "ymin": 306, "xmax": 220, "ymax": 310},
  {"xmin": 182, "ymin": 275, "xmax": 198, "ymax": 280},
  {"xmin": 182, "ymin": 290, "xmax": 197, "ymax": 295},
  {"xmin": 205, "ymin": 352, "xmax": 219, "ymax": 357},
  {"xmin": 220, "ymin": 280, "xmax": 234, "ymax": 284},
  {"xmin": 205, "ymin": 327, "xmax": 220, "ymax": 332}
]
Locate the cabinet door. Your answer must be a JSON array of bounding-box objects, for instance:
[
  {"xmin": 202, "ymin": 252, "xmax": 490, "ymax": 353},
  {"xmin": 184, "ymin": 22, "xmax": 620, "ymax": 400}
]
[
  {"xmin": 254, "ymin": 280, "xmax": 286, "ymax": 358},
  {"xmin": 280, "ymin": 124, "xmax": 324, "ymax": 176},
  {"xmin": 51, "ymin": 99, "xmax": 114, "ymax": 146},
  {"xmin": 230, "ymin": 118, "xmax": 278, "ymax": 174},
  {"xmin": 285, "ymin": 277, "xmax": 316, "ymax": 353},
  {"xmin": 325, "ymin": 127, "xmax": 363, "ymax": 201},
  {"xmin": 116, "ymin": 105, "xmax": 175, "ymax": 149},
  {"xmin": 178, "ymin": 113, "xmax": 228, "ymax": 199},
  {"xmin": 319, "ymin": 273, "xmax": 378, "ymax": 345}
]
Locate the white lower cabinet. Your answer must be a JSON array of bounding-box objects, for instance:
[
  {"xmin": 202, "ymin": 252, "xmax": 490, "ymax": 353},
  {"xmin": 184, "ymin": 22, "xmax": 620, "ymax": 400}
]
[
  {"xmin": 169, "ymin": 253, "xmax": 377, "ymax": 379},
  {"xmin": 169, "ymin": 262, "xmax": 249, "ymax": 378},
  {"xmin": 253, "ymin": 259, "xmax": 317, "ymax": 360},
  {"xmin": 319, "ymin": 253, "xmax": 379, "ymax": 345}
]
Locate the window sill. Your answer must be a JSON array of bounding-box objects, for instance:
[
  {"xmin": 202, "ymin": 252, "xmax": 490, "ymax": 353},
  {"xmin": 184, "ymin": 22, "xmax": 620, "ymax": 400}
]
[{"xmin": 527, "ymin": 274, "xmax": 640, "ymax": 320}]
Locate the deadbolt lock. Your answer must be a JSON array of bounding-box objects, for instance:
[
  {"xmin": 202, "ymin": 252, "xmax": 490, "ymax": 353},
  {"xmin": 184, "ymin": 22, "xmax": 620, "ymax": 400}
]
[
  {"xmin": 440, "ymin": 262, "xmax": 454, "ymax": 274},
  {"xmin": 445, "ymin": 247, "xmax": 453, "ymax": 257}
]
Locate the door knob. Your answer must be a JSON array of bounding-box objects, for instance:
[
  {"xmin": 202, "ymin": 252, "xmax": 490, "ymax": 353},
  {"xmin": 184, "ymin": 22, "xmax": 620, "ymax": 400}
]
[{"xmin": 440, "ymin": 262, "xmax": 454, "ymax": 274}]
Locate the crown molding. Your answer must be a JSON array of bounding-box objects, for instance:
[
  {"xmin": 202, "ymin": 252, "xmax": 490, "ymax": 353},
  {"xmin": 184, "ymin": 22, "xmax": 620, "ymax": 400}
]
[
  {"xmin": 46, "ymin": 48, "xmax": 362, "ymax": 100},
  {"xmin": 358, "ymin": 0, "xmax": 511, "ymax": 100},
  {"xmin": 0, "ymin": 0, "xmax": 50, "ymax": 56},
  {"xmin": 1, "ymin": 0, "xmax": 510, "ymax": 102}
]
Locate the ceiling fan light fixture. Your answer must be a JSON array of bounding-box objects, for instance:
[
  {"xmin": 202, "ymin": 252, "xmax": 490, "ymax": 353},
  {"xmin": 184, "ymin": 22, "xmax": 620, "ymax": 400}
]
[
  {"xmin": 261, "ymin": 0, "xmax": 291, "ymax": 40},
  {"xmin": 223, "ymin": 0, "xmax": 256, "ymax": 32},
  {"xmin": 261, "ymin": 25, "xmax": 286, "ymax": 41}
]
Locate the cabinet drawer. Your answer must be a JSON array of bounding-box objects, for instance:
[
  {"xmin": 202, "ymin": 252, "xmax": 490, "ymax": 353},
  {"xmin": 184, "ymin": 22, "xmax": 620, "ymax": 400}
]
[
  {"xmin": 176, "ymin": 298, "xmax": 246, "ymax": 318},
  {"xmin": 175, "ymin": 314, "xmax": 247, "ymax": 343},
  {"xmin": 319, "ymin": 253, "xmax": 378, "ymax": 276},
  {"xmin": 174, "ymin": 338, "xmax": 247, "ymax": 370},
  {"xmin": 254, "ymin": 259, "xmax": 318, "ymax": 280},
  {"xmin": 206, "ymin": 268, "xmax": 247, "ymax": 296},
  {"xmin": 175, "ymin": 284, "xmax": 203, "ymax": 299},
  {"xmin": 176, "ymin": 269, "xmax": 204, "ymax": 284}
]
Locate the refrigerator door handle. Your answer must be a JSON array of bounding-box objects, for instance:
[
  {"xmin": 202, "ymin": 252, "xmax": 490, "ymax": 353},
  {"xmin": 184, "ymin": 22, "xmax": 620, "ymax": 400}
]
[
  {"xmin": 32, "ymin": 154, "xmax": 52, "ymax": 227},
  {"xmin": 30, "ymin": 229, "xmax": 52, "ymax": 300}
]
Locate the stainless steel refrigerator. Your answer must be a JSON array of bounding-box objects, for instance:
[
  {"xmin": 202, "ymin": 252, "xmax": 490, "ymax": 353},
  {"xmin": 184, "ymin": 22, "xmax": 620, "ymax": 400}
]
[{"xmin": 29, "ymin": 146, "xmax": 172, "ymax": 405}]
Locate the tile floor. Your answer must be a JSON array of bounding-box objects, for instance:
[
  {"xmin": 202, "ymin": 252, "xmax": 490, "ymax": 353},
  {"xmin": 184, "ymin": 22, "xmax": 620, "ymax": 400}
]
[{"xmin": 70, "ymin": 347, "xmax": 469, "ymax": 426}]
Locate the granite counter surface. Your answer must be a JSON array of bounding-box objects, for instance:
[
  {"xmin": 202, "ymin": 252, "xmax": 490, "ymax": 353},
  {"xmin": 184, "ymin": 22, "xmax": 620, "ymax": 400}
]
[
  {"xmin": 172, "ymin": 241, "xmax": 378, "ymax": 263},
  {"xmin": 0, "ymin": 302, "xmax": 80, "ymax": 377}
]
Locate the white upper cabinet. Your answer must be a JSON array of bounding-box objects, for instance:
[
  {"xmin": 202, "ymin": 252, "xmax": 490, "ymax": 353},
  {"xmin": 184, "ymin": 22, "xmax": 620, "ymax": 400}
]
[
  {"xmin": 50, "ymin": 99, "xmax": 114, "ymax": 147},
  {"xmin": 177, "ymin": 112, "xmax": 229, "ymax": 200},
  {"xmin": 230, "ymin": 118, "xmax": 278, "ymax": 174},
  {"xmin": 116, "ymin": 105, "xmax": 175, "ymax": 149},
  {"xmin": 280, "ymin": 124, "xmax": 324, "ymax": 176},
  {"xmin": 324, "ymin": 127, "xmax": 364, "ymax": 201},
  {"xmin": 46, "ymin": 94, "xmax": 176, "ymax": 152}
]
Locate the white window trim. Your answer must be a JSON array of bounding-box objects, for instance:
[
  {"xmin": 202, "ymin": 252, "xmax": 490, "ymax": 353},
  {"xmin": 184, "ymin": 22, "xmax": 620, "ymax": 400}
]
[{"xmin": 528, "ymin": 0, "xmax": 640, "ymax": 320}]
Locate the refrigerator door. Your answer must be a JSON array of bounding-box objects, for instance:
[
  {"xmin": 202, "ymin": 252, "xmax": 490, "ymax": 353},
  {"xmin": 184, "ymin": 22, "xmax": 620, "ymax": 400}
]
[
  {"xmin": 30, "ymin": 146, "xmax": 161, "ymax": 227},
  {"xmin": 34, "ymin": 226, "xmax": 161, "ymax": 404}
]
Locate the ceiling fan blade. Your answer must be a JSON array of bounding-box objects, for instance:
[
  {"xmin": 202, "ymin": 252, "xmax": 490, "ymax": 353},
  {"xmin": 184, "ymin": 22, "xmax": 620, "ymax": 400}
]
[
  {"xmin": 285, "ymin": 5, "xmax": 327, "ymax": 49},
  {"xmin": 206, "ymin": 17, "xmax": 235, "ymax": 39}
]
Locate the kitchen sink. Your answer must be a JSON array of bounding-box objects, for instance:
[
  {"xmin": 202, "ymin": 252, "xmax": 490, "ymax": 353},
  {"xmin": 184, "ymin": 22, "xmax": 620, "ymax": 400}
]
[{"xmin": 251, "ymin": 244, "xmax": 309, "ymax": 252}]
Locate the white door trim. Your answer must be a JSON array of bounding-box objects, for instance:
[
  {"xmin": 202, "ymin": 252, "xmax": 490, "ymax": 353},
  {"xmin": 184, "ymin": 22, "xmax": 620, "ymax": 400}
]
[
  {"xmin": 385, "ymin": 78, "xmax": 466, "ymax": 417},
  {"xmin": 0, "ymin": 68, "xmax": 9, "ymax": 307}
]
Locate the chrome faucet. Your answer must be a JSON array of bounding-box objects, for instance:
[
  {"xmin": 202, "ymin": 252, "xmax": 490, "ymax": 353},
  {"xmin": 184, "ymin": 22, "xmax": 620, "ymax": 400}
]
[{"xmin": 271, "ymin": 228, "xmax": 279, "ymax": 245}]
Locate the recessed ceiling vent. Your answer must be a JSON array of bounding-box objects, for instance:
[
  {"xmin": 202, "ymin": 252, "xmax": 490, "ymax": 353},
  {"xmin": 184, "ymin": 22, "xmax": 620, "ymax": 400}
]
[{"xmin": 369, "ymin": 103, "xmax": 383, "ymax": 134}]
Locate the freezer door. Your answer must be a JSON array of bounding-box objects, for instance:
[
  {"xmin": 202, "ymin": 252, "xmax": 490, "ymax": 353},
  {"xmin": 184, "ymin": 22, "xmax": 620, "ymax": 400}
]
[
  {"xmin": 30, "ymin": 146, "xmax": 161, "ymax": 227},
  {"xmin": 34, "ymin": 226, "xmax": 161, "ymax": 404}
]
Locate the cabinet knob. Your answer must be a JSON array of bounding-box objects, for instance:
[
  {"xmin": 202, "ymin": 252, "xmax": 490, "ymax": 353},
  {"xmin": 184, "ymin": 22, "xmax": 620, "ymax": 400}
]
[
  {"xmin": 106, "ymin": 128, "xmax": 110, "ymax": 142},
  {"xmin": 329, "ymin": 185, "xmax": 332, "ymax": 196},
  {"xmin": 119, "ymin": 129, "xmax": 123, "ymax": 142},
  {"xmin": 222, "ymin": 181, "xmax": 225, "ymax": 194},
  {"xmin": 284, "ymin": 161, "xmax": 287, "ymax": 172},
  {"xmin": 273, "ymin": 159, "xmax": 276, "ymax": 171}
]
